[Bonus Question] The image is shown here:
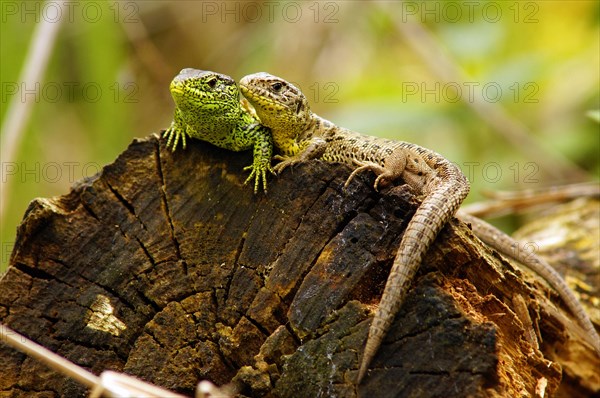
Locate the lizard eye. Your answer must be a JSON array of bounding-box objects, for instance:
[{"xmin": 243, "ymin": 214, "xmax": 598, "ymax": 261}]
[
  {"xmin": 271, "ymin": 82, "xmax": 283, "ymax": 92},
  {"xmin": 206, "ymin": 77, "xmax": 218, "ymax": 89}
]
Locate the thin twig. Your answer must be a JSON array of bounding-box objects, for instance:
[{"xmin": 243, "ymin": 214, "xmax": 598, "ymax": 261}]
[
  {"xmin": 0, "ymin": 1, "xmax": 64, "ymax": 222},
  {"xmin": 0, "ymin": 323, "xmax": 190, "ymax": 397},
  {"xmin": 0, "ymin": 323, "xmax": 99, "ymax": 388},
  {"xmin": 117, "ymin": 10, "xmax": 174, "ymax": 85},
  {"xmin": 461, "ymin": 182, "xmax": 599, "ymax": 218},
  {"xmin": 389, "ymin": 1, "xmax": 590, "ymax": 181}
]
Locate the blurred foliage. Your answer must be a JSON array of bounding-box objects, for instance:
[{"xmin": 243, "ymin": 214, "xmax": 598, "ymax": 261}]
[{"xmin": 1, "ymin": 1, "xmax": 599, "ymax": 271}]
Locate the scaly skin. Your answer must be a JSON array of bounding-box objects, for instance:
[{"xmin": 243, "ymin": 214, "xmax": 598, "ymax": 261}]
[
  {"xmin": 458, "ymin": 210, "xmax": 600, "ymax": 355},
  {"xmin": 239, "ymin": 72, "xmax": 600, "ymax": 382},
  {"xmin": 164, "ymin": 68, "xmax": 273, "ymax": 193},
  {"xmin": 240, "ymin": 73, "xmax": 470, "ymax": 383}
]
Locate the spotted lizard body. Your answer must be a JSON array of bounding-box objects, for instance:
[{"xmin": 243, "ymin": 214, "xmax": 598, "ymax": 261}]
[
  {"xmin": 239, "ymin": 72, "xmax": 600, "ymax": 381},
  {"xmin": 164, "ymin": 68, "xmax": 273, "ymax": 192}
]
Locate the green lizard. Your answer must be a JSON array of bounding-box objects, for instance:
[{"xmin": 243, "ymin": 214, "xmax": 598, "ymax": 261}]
[
  {"xmin": 163, "ymin": 69, "xmax": 599, "ymax": 382},
  {"xmin": 164, "ymin": 68, "xmax": 273, "ymax": 193},
  {"xmin": 239, "ymin": 72, "xmax": 600, "ymax": 381}
]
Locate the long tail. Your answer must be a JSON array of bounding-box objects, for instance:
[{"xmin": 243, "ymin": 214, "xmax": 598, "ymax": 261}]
[
  {"xmin": 458, "ymin": 212, "xmax": 600, "ymax": 355},
  {"xmin": 357, "ymin": 181, "xmax": 467, "ymax": 382}
]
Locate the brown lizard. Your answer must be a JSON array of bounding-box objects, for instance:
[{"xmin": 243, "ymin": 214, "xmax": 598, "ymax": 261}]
[{"xmin": 239, "ymin": 72, "xmax": 600, "ymax": 382}]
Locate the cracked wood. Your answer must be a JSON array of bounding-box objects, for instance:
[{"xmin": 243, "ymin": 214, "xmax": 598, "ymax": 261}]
[{"xmin": 0, "ymin": 135, "xmax": 598, "ymax": 397}]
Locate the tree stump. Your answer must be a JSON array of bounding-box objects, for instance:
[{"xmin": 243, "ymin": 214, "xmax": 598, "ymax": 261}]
[{"xmin": 0, "ymin": 134, "xmax": 598, "ymax": 397}]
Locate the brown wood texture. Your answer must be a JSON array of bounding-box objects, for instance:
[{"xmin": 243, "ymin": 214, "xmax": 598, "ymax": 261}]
[{"xmin": 0, "ymin": 134, "xmax": 598, "ymax": 397}]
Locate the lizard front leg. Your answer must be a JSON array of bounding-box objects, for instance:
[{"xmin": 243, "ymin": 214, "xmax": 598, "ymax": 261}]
[
  {"xmin": 163, "ymin": 110, "xmax": 189, "ymax": 151},
  {"xmin": 273, "ymin": 136, "xmax": 327, "ymax": 174},
  {"xmin": 241, "ymin": 124, "xmax": 276, "ymax": 193}
]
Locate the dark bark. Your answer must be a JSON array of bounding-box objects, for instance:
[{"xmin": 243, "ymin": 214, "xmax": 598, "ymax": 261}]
[{"xmin": 0, "ymin": 134, "xmax": 597, "ymax": 397}]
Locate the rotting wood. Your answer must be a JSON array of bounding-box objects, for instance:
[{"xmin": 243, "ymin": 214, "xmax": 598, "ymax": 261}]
[{"xmin": 0, "ymin": 134, "xmax": 598, "ymax": 397}]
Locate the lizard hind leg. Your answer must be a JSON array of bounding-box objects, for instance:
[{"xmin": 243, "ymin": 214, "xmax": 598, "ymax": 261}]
[
  {"xmin": 345, "ymin": 160, "xmax": 399, "ymax": 191},
  {"xmin": 273, "ymin": 155, "xmax": 305, "ymax": 174}
]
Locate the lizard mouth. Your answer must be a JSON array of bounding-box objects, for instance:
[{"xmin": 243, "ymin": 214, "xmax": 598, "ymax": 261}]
[
  {"xmin": 239, "ymin": 83, "xmax": 254, "ymax": 97},
  {"xmin": 240, "ymin": 84, "xmax": 280, "ymax": 111},
  {"xmin": 170, "ymin": 86, "xmax": 184, "ymax": 96},
  {"xmin": 239, "ymin": 84, "xmax": 262, "ymax": 106}
]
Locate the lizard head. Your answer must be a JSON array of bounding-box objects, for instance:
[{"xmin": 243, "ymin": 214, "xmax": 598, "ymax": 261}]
[
  {"xmin": 170, "ymin": 68, "xmax": 242, "ymax": 130},
  {"xmin": 239, "ymin": 72, "xmax": 311, "ymax": 137}
]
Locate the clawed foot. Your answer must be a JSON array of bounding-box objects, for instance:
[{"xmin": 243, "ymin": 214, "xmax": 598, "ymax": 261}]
[
  {"xmin": 345, "ymin": 160, "xmax": 391, "ymax": 191},
  {"xmin": 273, "ymin": 137, "xmax": 327, "ymax": 175},
  {"xmin": 272, "ymin": 155, "xmax": 304, "ymax": 174},
  {"xmin": 243, "ymin": 161, "xmax": 275, "ymax": 194},
  {"xmin": 163, "ymin": 125, "xmax": 187, "ymax": 151}
]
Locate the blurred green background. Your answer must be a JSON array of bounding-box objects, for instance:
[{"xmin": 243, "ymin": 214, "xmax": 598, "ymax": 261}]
[{"xmin": 1, "ymin": 1, "xmax": 599, "ymax": 272}]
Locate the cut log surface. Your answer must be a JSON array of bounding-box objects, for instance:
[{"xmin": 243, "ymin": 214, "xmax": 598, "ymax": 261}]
[{"xmin": 0, "ymin": 134, "xmax": 598, "ymax": 397}]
